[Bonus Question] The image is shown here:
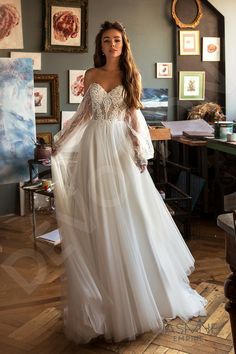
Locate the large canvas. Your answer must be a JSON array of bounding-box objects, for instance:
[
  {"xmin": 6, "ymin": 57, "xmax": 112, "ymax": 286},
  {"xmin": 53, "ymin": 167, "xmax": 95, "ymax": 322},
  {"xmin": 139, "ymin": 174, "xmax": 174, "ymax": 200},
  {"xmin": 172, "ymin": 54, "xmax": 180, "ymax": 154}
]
[
  {"xmin": 141, "ymin": 88, "xmax": 168, "ymax": 125},
  {"xmin": 0, "ymin": 58, "xmax": 35, "ymax": 184},
  {"xmin": 0, "ymin": 0, "xmax": 24, "ymax": 49}
]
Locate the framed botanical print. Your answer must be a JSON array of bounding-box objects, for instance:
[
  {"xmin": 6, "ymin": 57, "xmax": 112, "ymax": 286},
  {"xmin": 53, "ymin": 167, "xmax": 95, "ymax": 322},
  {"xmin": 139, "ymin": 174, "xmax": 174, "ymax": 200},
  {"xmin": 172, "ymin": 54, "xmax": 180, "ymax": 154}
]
[
  {"xmin": 179, "ymin": 30, "xmax": 200, "ymax": 56},
  {"xmin": 156, "ymin": 63, "xmax": 173, "ymax": 78},
  {"xmin": 179, "ymin": 71, "xmax": 205, "ymax": 101},
  {"xmin": 44, "ymin": 0, "xmax": 88, "ymax": 52},
  {"xmin": 202, "ymin": 37, "xmax": 220, "ymax": 62}
]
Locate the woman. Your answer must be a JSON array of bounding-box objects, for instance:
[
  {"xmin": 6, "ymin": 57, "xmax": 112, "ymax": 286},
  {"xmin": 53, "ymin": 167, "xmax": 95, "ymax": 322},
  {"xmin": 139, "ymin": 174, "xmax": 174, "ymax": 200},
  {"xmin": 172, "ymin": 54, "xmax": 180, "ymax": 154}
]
[{"xmin": 52, "ymin": 21, "xmax": 207, "ymax": 344}]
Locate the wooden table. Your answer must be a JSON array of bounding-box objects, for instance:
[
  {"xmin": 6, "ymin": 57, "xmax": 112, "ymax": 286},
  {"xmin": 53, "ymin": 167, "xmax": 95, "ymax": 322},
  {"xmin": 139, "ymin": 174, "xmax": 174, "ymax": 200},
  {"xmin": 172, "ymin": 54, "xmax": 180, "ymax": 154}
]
[{"xmin": 206, "ymin": 137, "xmax": 236, "ymax": 156}]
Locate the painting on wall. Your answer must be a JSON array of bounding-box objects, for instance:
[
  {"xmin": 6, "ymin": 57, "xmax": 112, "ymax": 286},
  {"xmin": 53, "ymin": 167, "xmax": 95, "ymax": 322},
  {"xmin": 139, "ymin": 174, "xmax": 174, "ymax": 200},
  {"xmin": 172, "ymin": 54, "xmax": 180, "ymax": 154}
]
[
  {"xmin": 0, "ymin": 58, "xmax": 35, "ymax": 184},
  {"xmin": 69, "ymin": 70, "xmax": 86, "ymax": 103},
  {"xmin": 202, "ymin": 37, "xmax": 220, "ymax": 61},
  {"xmin": 34, "ymin": 87, "xmax": 47, "ymax": 113},
  {"xmin": 0, "ymin": 0, "xmax": 23, "ymax": 49},
  {"xmin": 156, "ymin": 63, "xmax": 172, "ymax": 78},
  {"xmin": 141, "ymin": 88, "xmax": 168, "ymax": 125},
  {"xmin": 44, "ymin": 0, "xmax": 88, "ymax": 52},
  {"xmin": 10, "ymin": 52, "xmax": 41, "ymax": 70},
  {"xmin": 34, "ymin": 74, "xmax": 60, "ymax": 124},
  {"xmin": 179, "ymin": 71, "xmax": 205, "ymax": 100},
  {"xmin": 179, "ymin": 30, "xmax": 200, "ymax": 55}
]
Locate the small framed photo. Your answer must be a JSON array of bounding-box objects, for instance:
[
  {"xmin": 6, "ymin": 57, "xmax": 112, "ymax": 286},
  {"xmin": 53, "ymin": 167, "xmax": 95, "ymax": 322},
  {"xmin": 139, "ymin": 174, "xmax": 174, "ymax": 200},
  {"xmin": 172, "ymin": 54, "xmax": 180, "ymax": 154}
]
[
  {"xmin": 61, "ymin": 111, "xmax": 76, "ymax": 129},
  {"xmin": 179, "ymin": 30, "xmax": 200, "ymax": 55},
  {"xmin": 156, "ymin": 63, "xmax": 172, "ymax": 78},
  {"xmin": 10, "ymin": 52, "xmax": 41, "ymax": 70},
  {"xmin": 44, "ymin": 0, "xmax": 88, "ymax": 53},
  {"xmin": 202, "ymin": 37, "xmax": 220, "ymax": 61},
  {"xmin": 36, "ymin": 132, "xmax": 52, "ymax": 145},
  {"xmin": 69, "ymin": 70, "xmax": 86, "ymax": 103},
  {"xmin": 34, "ymin": 74, "xmax": 60, "ymax": 124},
  {"xmin": 179, "ymin": 71, "xmax": 205, "ymax": 101}
]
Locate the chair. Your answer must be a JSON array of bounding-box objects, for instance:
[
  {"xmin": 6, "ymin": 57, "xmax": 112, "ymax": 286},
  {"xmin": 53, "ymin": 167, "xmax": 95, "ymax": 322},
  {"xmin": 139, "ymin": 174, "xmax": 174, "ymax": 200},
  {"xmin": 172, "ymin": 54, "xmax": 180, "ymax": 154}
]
[{"xmin": 217, "ymin": 210, "xmax": 236, "ymax": 351}]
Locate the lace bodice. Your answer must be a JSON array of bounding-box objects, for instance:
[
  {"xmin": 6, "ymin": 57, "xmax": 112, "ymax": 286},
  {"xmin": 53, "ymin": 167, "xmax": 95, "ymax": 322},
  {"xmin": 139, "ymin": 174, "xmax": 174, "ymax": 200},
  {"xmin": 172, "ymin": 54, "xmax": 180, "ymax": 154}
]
[
  {"xmin": 90, "ymin": 83, "xmax": 127, "ymax": 122},
  {"xmin": 54, "ymin": 81, "xmax": 154, "ymax": 165}
]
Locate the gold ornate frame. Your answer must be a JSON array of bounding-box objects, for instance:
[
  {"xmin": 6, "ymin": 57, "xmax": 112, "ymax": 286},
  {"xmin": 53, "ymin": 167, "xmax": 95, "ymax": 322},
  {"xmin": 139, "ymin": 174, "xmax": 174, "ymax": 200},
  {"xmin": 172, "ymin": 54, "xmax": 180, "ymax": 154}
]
[{"xmin": 172, "ymin": 0, "xmax": 203, "ymax": 29}]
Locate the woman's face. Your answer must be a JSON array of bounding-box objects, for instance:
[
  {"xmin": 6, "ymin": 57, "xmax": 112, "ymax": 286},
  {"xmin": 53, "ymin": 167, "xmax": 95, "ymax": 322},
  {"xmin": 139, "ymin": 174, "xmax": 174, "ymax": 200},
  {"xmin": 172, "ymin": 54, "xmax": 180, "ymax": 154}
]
[{"xmin": 101, "ymin": 29, "xmax": 123, "ymax": 59}]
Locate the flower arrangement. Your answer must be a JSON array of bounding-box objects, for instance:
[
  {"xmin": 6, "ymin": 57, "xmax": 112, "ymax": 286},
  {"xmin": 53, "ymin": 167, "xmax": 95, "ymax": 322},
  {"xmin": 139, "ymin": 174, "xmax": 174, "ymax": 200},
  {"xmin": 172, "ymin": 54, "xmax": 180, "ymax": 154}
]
[{"xmin": 187, "ymin": 102, "xmax": 225, "ymax": 124}]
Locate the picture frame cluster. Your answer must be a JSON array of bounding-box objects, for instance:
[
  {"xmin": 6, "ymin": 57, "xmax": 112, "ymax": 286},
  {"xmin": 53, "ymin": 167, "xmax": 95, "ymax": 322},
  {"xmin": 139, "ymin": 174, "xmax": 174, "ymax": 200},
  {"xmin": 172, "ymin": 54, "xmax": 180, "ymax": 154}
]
[
  {"xmin": 177, "ymin": 29, "xmax": 221, "ymax": 101},
  {"xmin": 3, "ymin": 0, "xmax": 89, "ymax": 128}
]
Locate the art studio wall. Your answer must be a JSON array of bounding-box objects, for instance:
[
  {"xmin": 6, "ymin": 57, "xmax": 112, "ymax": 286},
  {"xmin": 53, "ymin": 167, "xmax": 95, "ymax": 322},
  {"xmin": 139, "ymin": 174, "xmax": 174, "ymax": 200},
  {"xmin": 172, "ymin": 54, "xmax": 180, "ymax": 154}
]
[
  {"xmin": 1, "ymin": 0, "xmax": 235, "ymax": 215},
  {"xmin": 0, "ymin": 0, "xmax": 174, "ymax": 215}
]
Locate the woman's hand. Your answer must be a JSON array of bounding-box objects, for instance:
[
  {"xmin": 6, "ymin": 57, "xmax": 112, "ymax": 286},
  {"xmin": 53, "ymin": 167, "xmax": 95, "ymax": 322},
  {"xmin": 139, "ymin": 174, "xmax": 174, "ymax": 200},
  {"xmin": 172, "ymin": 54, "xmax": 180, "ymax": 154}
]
[
  {"xmin": 135, "ymin": 158, "xmax": 147, "ymax": 173},
  {"xmin": 139, "ymin": 164, "xmax": 147, "ymax": 173}
]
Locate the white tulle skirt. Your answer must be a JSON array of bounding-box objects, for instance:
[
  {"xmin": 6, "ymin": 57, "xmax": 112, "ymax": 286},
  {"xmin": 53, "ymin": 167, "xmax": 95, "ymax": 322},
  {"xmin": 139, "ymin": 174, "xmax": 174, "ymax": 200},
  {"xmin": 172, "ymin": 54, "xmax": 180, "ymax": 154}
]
[{"xmin": 52, "ymin": 119, "xmax": 207, "ymax": 344}]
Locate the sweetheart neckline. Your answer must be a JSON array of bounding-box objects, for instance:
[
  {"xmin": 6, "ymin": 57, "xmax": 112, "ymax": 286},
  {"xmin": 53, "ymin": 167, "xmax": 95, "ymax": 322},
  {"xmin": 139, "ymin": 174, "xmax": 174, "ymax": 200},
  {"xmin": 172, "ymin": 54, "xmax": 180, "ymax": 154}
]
[{"xmin": 90, "ymin": 82, "xmax": 123, "ymax": 94}]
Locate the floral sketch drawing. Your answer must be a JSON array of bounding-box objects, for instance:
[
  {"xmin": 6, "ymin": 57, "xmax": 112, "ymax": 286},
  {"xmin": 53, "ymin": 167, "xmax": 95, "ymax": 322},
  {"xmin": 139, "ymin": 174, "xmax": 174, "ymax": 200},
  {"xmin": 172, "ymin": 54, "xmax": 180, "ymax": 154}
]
[
  {"xmin": 0, "ymin": 0, "xmax": 23, "ymax": 49},
  {"xmin": 34, "ymin": 87, "xmax": 47, "ymax": 113},
  {"xmin": 69, "ymin": 70, "xmax": 85, "ymax": 103},
  {"xmin": 51, "ymin": 6, "xmax": 81, "ymax": 46},
  {"xmin": 202, "ymin": 37, "xmax": 220, "ymax": 61}
]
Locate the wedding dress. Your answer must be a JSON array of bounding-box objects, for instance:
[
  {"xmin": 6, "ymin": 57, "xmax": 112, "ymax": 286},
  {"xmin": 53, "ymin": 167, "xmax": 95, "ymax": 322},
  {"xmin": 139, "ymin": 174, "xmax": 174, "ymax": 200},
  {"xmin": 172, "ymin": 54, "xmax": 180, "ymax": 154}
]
[{"xmin": 52, "ymin": 83, "xmax": 207, "ymax": 344}]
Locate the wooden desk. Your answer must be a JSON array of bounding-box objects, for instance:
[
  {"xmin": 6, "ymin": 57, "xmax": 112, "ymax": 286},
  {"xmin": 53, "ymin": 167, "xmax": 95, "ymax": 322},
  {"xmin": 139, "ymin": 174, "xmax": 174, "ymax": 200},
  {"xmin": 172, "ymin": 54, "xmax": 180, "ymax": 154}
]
[
  {"xmin": 172, "ymin": 136, "xmax": 207, "ymax": 147},
  {"xmin": 206, "ymin": 137, "xmax": 236, "ymax": 156}
]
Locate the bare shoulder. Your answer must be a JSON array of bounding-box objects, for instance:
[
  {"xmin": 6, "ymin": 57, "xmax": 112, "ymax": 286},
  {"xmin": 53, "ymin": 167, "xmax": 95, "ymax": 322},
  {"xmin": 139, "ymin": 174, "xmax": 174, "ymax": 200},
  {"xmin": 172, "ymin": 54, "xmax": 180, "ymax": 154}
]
[
  {"xmin": 137, "ymin": 72, "xmax": 142, "ymax": 84},
  {"xmin": 84, "ymin": 68, "xmax": 99, "ymax": 92}
]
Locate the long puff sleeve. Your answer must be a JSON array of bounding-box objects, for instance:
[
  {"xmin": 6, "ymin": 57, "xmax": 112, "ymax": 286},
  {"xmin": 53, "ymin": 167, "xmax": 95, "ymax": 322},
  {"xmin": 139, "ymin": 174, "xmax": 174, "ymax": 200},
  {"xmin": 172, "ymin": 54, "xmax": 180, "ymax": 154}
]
[
  {"xmin": 53, "ymin": 88, "xmax": 92, "ymax": 152},
  {"xmin": 125, "ymin": 108, "xmax": 154, "ymax": 166}
]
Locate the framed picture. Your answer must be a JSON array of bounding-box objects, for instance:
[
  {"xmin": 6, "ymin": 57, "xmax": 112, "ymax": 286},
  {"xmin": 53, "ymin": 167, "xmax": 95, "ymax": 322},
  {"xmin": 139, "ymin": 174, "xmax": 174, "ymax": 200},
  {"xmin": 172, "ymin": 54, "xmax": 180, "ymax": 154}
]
[
  {"xmin": 10, "ymin": 52, "xmax": 41, "ymax": 70},
  {"xmin": 202, "ymin": 37, "xmax": 220, "ymax": 61},
  {"xmin": 69, "ymin": 70, "xmax": 86, "ymax": 103},
  {"xmin": 34, "ymin": 74, "xmax": 60, "ymax": 124},
  {"xmin": 141, "ymin": 88, "xmax": 168, "ymax": 125},
  {"xmin": 179, "ymin": 30, "xmax": 200, "ymax": 55},
  {"xmin": 156, "ymin": 63, "xmax": 172, "ymax": 78},
  {"xmin": 36, "ymin": 132, "xmax": 52, "ymax": 145},
  {"xmin": 34, "ymin": 87, "xmax": 47, "ymax": 113},
  {"xmin": 179, "ymin": 71, "xmax": 205, "ymax": 101},
  {"xmin": 61, "ymin": 111, "xmax": 76, "ymax": 129},
  {"xmin": 0, "ymin": 0, "xmax": 23, "ymax": 49},
  {"xmin": 44, "ymin": 0, "xmax": 88, "ymax": 53}
]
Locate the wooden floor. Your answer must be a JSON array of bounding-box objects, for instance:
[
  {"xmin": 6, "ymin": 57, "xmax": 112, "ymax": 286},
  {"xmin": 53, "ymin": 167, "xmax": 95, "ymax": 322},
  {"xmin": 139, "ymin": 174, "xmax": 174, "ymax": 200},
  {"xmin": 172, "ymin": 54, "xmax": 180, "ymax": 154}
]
[{"xmin": 0, "ymin": 212, "xmax": 234, "ymax": 354}]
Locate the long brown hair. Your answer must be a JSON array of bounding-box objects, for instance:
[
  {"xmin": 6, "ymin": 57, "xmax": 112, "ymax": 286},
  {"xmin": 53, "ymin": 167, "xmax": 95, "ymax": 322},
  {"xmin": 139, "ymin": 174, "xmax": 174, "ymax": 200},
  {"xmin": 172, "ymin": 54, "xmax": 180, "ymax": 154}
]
[{"xmin": 94, "ymin": 21, "xmax": 142, "ymax": 109}]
